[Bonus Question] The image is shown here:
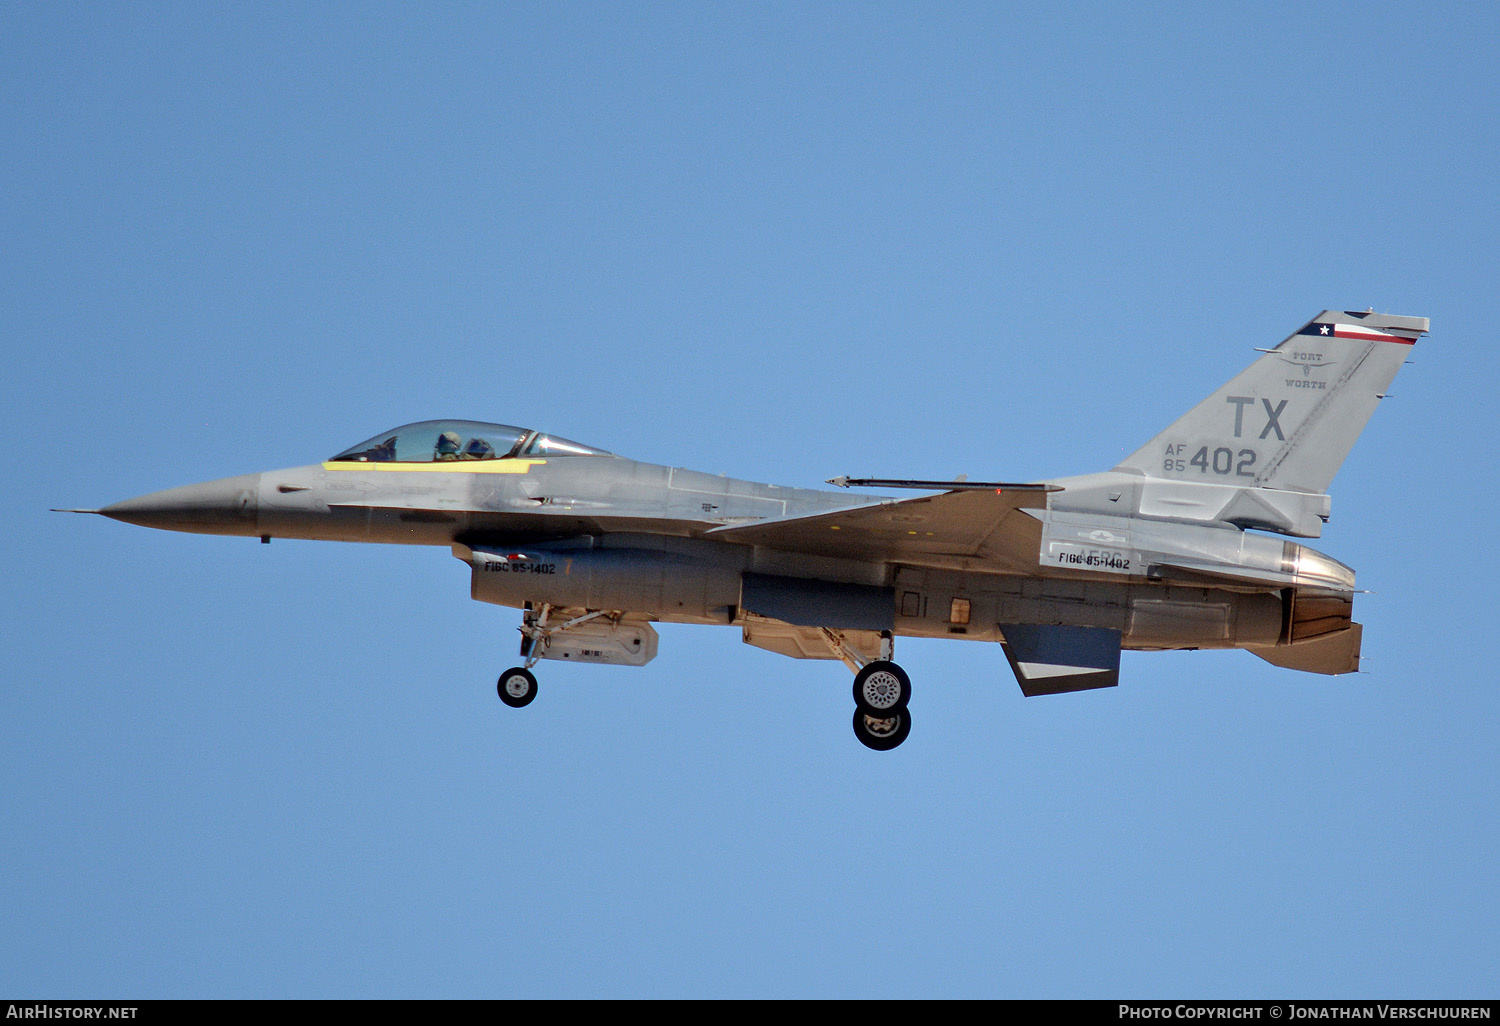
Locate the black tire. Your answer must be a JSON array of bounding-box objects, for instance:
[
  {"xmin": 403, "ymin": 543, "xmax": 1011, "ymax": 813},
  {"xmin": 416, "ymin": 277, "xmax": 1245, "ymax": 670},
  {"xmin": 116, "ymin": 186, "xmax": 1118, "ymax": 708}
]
[
  {"xmin": 497, "ymin": 667, "xmax": 538, "ymax": 708},
  {"xmin": 852, "ymin": 707, "xmax": 912, "ymax": 751},
  {"xmin": 852, "ymin": 660, "xmax": 911, "ymax": 715}
]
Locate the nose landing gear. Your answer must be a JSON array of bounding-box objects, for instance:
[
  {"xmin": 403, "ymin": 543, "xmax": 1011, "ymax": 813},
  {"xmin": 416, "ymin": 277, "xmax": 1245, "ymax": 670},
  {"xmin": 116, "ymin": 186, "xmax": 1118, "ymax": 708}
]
[{"xmin": 494, "ymin": 603, "xmax": 577, "ymax": 710}]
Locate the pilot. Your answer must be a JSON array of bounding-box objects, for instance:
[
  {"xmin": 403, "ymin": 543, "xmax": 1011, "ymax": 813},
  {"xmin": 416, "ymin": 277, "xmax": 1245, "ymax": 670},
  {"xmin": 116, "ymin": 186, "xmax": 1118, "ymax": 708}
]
[
  {"xmin": 434, "ymin": 431, "xmax": 463, "ymax": 461},
  {"xmin": 461, "ymin": 437, "xmax": 496, "ymax": 460}
]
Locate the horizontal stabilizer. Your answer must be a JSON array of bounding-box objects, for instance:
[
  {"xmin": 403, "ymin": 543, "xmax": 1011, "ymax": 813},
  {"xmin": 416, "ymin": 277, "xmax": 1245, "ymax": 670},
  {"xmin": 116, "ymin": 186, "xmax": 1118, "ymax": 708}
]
[
  {"xmin": 1000, "ymin": 623, "xmax": 1122, "ymax": 696},
  {"xmin": 1247, "ymin": 623, "xmax": 1362, "ymax": 675}
]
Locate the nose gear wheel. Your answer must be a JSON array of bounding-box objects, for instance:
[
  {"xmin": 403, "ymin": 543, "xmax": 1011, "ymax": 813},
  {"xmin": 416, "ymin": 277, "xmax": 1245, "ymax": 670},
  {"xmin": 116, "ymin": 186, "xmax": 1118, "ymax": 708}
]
[{"xmin": 497, "ymin": 667, "xmax": 537, "ymax": 708}]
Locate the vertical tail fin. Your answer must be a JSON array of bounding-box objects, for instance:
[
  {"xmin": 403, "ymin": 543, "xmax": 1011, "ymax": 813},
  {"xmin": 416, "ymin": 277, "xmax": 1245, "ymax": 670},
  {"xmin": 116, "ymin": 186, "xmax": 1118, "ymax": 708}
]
[{"xmin": 1115, "ymin": 310, "xmax": 1427, "ymax": 498}]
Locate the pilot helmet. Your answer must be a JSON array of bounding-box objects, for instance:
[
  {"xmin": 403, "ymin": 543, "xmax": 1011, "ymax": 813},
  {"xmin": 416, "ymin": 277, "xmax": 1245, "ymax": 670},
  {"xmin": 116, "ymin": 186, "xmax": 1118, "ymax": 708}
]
[
  {"xmin": 463, "ymin": 437, "xmax": 496, "ymax": 459},
  {"xmin": 435, "ymin": 431, "xmax": 462, "ymax": 458}
]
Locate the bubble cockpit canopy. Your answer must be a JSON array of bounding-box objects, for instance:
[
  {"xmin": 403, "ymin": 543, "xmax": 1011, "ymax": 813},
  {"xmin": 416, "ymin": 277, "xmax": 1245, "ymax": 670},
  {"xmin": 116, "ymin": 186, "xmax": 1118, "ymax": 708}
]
[{"xmin": 330, "ymin": 420, "xmax": 614, "ymax": 464}]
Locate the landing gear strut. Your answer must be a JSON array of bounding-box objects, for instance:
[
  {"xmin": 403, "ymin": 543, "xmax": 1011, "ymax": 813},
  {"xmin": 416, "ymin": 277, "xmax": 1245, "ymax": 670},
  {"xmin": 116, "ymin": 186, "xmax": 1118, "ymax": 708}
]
[{"xmin": 835, "ymin": 630, "xmax": 913, "ymax": 750}]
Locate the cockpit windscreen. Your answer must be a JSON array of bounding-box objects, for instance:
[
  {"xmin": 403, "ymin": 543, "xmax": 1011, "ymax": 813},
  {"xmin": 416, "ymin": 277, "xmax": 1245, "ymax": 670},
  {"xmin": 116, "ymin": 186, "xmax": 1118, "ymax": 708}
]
[{"xmin": 330, "ymin": 421, "xmax": 612, "ymax": 463}]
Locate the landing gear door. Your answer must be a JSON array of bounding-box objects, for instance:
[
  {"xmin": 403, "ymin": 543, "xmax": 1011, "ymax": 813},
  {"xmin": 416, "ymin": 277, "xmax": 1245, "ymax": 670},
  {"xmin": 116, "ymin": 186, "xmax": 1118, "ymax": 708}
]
[{"xmin": 538, "ymin": 620, "xmax": 659, "ymax": 667}]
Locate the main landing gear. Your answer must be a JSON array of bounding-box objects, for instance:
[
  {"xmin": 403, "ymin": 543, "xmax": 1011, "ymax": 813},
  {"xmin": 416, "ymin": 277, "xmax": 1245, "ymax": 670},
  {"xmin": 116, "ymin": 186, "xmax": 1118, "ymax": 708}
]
[{"xmin": 833, "ymin": 630, "xmax": 913, "ymax": 751}]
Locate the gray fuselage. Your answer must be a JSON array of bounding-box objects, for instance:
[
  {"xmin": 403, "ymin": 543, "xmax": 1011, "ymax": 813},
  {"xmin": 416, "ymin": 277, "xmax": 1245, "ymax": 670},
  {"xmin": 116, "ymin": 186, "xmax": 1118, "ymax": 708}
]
[{"xmin": 100, "ymin": 450, "xmax": 1346, "ymax": 655}]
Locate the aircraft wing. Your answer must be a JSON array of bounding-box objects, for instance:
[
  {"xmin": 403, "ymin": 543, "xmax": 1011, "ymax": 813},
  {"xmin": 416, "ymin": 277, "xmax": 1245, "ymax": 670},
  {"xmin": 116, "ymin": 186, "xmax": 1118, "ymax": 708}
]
[{"xmin": 703, "ymin": 487, "xmax": 1053, "ymax": 571}]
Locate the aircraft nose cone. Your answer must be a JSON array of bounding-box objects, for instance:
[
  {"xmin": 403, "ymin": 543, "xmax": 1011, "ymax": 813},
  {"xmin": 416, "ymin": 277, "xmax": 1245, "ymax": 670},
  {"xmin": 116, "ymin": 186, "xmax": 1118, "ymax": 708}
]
[{"xmin": 100, "ymin": 472, "xmax": 261, "ymax": 535}]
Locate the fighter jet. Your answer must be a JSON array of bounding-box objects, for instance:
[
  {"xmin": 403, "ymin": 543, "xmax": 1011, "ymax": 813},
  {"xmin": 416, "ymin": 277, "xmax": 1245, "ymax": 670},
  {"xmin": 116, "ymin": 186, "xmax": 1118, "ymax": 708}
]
[{"xmin": 64, "ymin": 309, "xmax": 1427, "ymax": 750}]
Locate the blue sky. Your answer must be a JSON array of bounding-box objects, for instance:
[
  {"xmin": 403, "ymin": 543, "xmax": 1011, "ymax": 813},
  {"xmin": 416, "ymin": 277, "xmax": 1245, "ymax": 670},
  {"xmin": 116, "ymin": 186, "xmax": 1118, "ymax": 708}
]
[{"xmin": 3, "ymin": 2, "xmax": 1497, "ymax": 998}]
